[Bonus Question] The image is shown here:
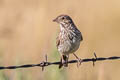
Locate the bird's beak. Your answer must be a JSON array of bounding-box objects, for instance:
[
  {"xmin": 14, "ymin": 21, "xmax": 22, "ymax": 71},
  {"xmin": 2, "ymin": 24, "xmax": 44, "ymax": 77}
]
[{"xmin": 53, "ymin": 18, "xmax": 57, "ymax": 22}]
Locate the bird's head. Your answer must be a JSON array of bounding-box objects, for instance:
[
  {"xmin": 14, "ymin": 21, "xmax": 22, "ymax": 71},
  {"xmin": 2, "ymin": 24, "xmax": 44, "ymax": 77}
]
[{"xmin": 53, "ymin": 14, "xmax": 73, "ymax": 25}]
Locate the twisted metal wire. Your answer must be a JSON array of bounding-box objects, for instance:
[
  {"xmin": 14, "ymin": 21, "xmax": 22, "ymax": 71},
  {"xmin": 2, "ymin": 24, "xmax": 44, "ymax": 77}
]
[{"xmin": 0, "ymin": 53, "xmax": 119, "ymax": 71}]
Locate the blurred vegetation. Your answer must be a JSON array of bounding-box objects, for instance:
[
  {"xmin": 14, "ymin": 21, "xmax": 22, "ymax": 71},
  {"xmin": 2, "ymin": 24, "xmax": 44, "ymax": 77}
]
[
  {"xmin": 0, "ymin": 0, "xmax": 120, "ymax": 80},
  {"xmin": 45, "ymin": 48, "xmax": 67, "ymax": 80}
]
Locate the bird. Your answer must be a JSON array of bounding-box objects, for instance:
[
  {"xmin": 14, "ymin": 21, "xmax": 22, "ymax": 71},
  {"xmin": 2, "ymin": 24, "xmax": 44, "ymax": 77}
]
[{"xmin": 53, "ymin": 14, "xmax": 83, "ymax": 68}]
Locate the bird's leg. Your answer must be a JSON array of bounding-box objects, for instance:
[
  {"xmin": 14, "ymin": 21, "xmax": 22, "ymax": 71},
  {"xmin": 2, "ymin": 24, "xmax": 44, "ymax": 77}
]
[
  {"xmin": 67, "ymin": 55, "xmax": 69, "ymax": 66},
  {"xmin": 73, "ymin": 53, "xmax": 82, "ymax": 67},
  {"xmin": 63, "ymin": 55, "xmax": 69, "ymax": 67}
]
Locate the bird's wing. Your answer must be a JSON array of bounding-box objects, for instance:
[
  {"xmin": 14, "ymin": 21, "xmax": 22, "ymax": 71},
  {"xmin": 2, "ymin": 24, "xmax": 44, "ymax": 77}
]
[
  {"xmin": 56, "ymin": 36, "xmax": 60, "ymax": 48},
  {"xmin": 81, "ymin": 34, "xmax": 83, "ymax": 41},
  {"xmin": 80, "ymin": 32, "xmax": 83, "ymax": 41}
]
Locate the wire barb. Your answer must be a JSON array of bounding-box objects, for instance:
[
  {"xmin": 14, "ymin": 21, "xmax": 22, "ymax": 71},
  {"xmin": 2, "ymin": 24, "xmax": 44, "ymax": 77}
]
[
  {"xmin": 41, "ymin": 54, "xmax": 48, "ymax": 71},
  {"xmin": 92, "ymin": 52, "xmax": 97, "ymax": 66}
]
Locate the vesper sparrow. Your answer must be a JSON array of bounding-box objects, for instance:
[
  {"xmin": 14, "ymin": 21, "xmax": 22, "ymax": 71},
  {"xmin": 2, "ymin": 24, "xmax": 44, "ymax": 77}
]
[{"xmin": 53, "ymin": 14, "xmax": 83, "ymax": 68}]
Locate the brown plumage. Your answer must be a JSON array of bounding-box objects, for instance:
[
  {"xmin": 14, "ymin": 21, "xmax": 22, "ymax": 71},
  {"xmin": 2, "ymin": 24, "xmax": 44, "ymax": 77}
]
[{"xmin": 53, "ymin": 14, "xmax": 83, "ymax": 68}]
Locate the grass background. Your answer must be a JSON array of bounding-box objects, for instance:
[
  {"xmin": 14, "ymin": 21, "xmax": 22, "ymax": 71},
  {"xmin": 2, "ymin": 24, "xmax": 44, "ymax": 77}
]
[{"xmin": 0, "ymin": 0, "xmax": 120, "ymax": 80}]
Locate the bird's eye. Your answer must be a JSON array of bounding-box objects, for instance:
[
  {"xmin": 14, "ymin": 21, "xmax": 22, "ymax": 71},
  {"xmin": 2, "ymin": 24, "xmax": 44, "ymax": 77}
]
[{"xmin": 62, "ymin": 17, "xmax": 65, "ymax": 20}]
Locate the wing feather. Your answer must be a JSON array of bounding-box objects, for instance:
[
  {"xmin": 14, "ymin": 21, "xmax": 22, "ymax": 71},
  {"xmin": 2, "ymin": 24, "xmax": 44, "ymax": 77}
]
[{"xmin": 56, "ymin": 37, "xmax": 60, "ymax": 48}]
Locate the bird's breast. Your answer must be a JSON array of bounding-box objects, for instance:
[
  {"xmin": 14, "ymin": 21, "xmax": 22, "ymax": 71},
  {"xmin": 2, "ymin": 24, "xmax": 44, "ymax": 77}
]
[{"xmin": 57, "ymin": 30, "xmax": 80, "ymax": 55}]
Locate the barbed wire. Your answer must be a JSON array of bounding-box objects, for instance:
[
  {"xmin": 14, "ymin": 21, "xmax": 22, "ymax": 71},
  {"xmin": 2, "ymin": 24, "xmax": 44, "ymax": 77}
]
[{"xmin": 0, "ymin": 52, "xmax": 119, "ymax": 71}]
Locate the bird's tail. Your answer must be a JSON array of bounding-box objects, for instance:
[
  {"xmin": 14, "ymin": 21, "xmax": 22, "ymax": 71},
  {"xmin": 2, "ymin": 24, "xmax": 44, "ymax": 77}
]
[{"xmin": 59, "ymin": 55, "xmax": 68, "ymax": 69}]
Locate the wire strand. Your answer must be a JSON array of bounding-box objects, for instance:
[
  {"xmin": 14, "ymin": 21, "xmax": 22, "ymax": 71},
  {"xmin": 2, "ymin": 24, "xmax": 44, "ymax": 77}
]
[{"xmin": 0, "ymin": 53, "xmax": 119, "ymax": 70}]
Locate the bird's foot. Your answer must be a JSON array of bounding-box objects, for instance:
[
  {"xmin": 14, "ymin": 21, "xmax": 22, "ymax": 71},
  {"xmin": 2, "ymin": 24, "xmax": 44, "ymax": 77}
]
[{"xmin": 73, "ymin": 53, "xmax": 82, "ymax": 67}]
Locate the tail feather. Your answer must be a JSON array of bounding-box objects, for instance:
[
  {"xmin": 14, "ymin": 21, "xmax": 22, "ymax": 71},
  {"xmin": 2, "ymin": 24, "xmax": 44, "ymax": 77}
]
[{"xmin": 59, "ymin": 55, "xmax": 68, "ymax": 69}]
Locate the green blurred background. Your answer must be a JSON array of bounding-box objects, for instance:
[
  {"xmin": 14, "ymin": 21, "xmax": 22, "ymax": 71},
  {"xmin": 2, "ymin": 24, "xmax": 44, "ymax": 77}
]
[{"xmin": 0, "ymin": 0, "xmax": 120, "ymax": 80}]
